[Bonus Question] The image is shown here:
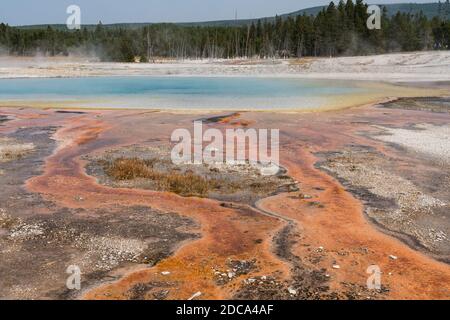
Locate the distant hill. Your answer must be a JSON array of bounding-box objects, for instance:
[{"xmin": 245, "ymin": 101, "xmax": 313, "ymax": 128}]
[
  {"xmin": 197, "ymin": 2, "xmax": 448, "ymax": 26},
  {"xmin": 15, "ymin": 2, "xmax": 449, "ymax": 30},
  {"xmin": 284, "ymin": 2, "xmax": 445, "ymax": 19}
]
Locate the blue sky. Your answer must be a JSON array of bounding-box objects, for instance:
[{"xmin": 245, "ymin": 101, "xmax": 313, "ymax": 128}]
[{"xmin": 0, "ymin": 0, "xmax": 438, "ymax": 25}]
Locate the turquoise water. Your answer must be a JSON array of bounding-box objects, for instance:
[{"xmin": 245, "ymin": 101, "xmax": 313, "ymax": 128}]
[{"xmin": 0, "ymin": 76, "xmax": 368, "ymax": 109}]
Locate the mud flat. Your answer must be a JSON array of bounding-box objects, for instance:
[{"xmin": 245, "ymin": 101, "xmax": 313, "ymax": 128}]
[
  {"xmin": 85, "ymin": 145, "xmax": 382, "ymax": 300},
  {"xmin": 1, "ymin": 96, "xmax": 450, "ymax": 300},
  {"xmin": 0, "ymin": 122, "xmax": 198, "ymax": 299},
  {"xmin": 316, "ymin": 98, "xmax": 450, "ymax": 262},
  {"xmin": 316, "ymin": 145, "xmax": 450, "ymax": 262}
]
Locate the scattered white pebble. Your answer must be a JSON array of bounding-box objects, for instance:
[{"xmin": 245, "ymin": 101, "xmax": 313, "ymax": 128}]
[
  {"xmin": 288, "ymin": 287, "xmax": 297, "ymax": 296},
  {"xmin": 188, "ymin": 291, "xmax": 202, "ymax": 301}
]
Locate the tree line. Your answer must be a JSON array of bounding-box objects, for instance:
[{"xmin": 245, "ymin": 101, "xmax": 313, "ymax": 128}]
[{"xmin": 0, "ymin": 0, "xmax": 449, "ymax": 62}]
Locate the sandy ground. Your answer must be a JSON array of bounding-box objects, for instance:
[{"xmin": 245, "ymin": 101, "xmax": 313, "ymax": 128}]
[
  {"xmin": 1, "ymin": 51, "xmax": 450, "ymax": 82},
  {"xmin": 0, "ymin": 94, "xmax": 450, "ymax": 300}
]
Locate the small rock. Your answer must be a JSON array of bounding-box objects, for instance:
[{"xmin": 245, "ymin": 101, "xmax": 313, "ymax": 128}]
[
  {"xmin": 288, "ymin": 287, "xmax": 297, "ymax": 296},
  {"xmin": 332, "ymin": 265, "xmax": 340, "ymax": 269},
  {"xmin": 161, "ymin": 271, "xmax": 171, "ymax": 275},
  {"xmin": 389, "ymin": 255, "xmax": 398, "ymax": 260}
]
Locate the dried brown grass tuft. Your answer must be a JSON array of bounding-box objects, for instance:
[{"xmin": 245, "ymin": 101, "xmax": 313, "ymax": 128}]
[{"xmin": 103, "ymin": 158, "xmax": 215, "ymax": 197}]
